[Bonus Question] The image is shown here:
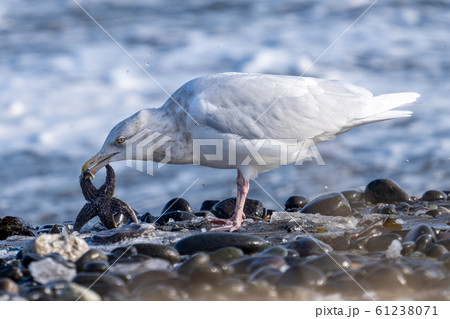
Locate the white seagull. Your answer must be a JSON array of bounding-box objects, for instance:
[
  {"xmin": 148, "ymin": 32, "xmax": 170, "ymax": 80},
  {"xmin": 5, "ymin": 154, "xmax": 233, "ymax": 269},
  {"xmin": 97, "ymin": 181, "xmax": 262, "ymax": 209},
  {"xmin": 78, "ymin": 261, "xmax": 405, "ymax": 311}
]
[{"xmin": 82, "ymin": 72, "xmax": 420, "ymax": 231}]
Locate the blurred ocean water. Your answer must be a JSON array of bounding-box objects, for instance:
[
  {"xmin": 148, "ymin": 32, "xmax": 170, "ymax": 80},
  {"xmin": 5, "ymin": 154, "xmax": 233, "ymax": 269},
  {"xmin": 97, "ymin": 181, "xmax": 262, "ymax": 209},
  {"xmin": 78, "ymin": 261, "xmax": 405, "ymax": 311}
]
[{"xmin": 0, "ymin": 0, "xmax": 449, "ymax": 225}]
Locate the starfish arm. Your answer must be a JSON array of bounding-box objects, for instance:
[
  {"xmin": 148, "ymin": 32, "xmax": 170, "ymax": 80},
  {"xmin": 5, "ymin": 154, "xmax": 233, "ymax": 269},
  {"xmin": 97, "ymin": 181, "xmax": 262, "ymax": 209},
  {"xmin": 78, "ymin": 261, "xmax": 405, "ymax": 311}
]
[
  {"xmin": 79, "ymin": 173, "xmax": 99, "ymax": 202},
  {"xmin": 112, "ymin": 198, "xmax": 139, "ymax": 224},
  {"xmin": 97, "ymin": 202, "xmax": 117, "ymax": 229},
  {"xmin": 99, "ymin": 164, "xmax": 116, "ymax": 198},
  {"xmin": 73, "ymin": 203, "xmax": 99, "ymax": 232}
]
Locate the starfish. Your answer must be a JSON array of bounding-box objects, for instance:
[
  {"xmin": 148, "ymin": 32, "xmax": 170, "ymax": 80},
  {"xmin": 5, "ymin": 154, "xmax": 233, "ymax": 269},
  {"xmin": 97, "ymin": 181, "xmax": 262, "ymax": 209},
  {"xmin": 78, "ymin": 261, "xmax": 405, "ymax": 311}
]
[{"xmin": 73, "ymin": 164, "xmax": 138, "ymax": 232}]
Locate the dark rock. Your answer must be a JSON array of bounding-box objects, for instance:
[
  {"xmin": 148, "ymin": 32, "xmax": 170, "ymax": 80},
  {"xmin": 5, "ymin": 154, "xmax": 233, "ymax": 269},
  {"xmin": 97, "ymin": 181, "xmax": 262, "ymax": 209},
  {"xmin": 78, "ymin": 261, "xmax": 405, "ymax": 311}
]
[
  {"xmin": 421, "ymin": 190, "xmax": 447, "ymax": 201},
  {"xmin": 209, "ymin": 247, "xmax": 244, "ymax": 264},
  {"xmin": 176, "ymin": 253, "xmax": 210, "ymax": 277},
  {"xmin": 108, "ymin": 246, "xmax": 138, "ymax": 263},
  {"xmin": 258, "ymin": 246, "xmax": 289, "ymax": 257},
  {"xmin": 174, "ymin": 232, "xmax": 269, "ymax": 255},
  {"xmin": 415, "ymin": 234, "xmax": 434, "ymax": 253},
  {"xmin": 286, "ymin": 237, "xmax": 333, "ymax": 257},
  {"xmin": 330, "ymin": 236, "xmax": 350, "ymax": 250},
  {"xmin": 212, "ymin": 197, "xmax": 264, "ymax": 219},
  {"xmin": 303, "ymin": 253, "xmax": 351, "ymax": 274},
  {"xmin": 435, "ymin": 238, "xmax": 450, "ymax": 250},
  {"xmin": 0, "ymin": 216, "xmax": 36, "ymax": 240},
  {"xmin": 0, "ymin": 266, "xmax": 23, "ymax": 282},
  {"xmin": 161, "ymin": 198, "xmax": 194, "ymax": 215},
  {"xmin": 367, "ymin": 266, "xmax": 407, "ymax": 290},
  {"xmin": 277, "ymin": 264, "xmax": 326, "ymax": 288},
  {"xmin": 401, "ymin": 241, "xmax": 416, "ymax": 256},
  {"xmin": 426, "ymin": 244, "xmax": 448, "ymax": 258},
  {"xmin": 154, "ymin": 210, "xmax": 196, "ymax": 226},
  {"xmin": 404, "ymin": 224, "xmax": 437, "ymax": 242},
  {"xmin": 75, "ymin": 249, "xmax": 109, "ymax": 272},
  {"xmin": 425, "ymin": 209, "xmax": 445, "ymax": 218},
  {"xmin": 379, "ymin": 205, "xmax": 397, "ymax": 215},
  {"xmin": 128, "ymin": 270, "xmax": 178, "ymax": 292},
  {"xmin": 364, "ymin": 179, "xmax": 410, "ymax": 204},
  {"xmin": 137, "ymin": 285, "xmax": 185, "ymax": 301},
  {"xmin": 438, "ymin": 253, "xmax": 450, "ymax": 270},
  {"xmin": 300, "ymin": 193, "xmax": 351, "ymax": 216},
  {"xmin": 131, "ymin": 243, "xmax": 180, "ymax": 264},
  {"xmin": 341, "ymin": 190, "xmax": 365, "ymax": 207},
  {"xmin": 0, "ymin": 277, "xmax": 19, "ymax": 294},
  {"xmin": 248, "ymin": 266, "xmax": 282, "ymax": 285},
  {"xmin": 365, "ymin": 233, "xmax": 402, "ymax": 251},
  {"xmin": 247, "ymin": 256, "xmax": 286, "ymax": 273},
  {"xmin": 284, "ymin": 196, "xmax": 309, "ymax": 210},
  {"xmin": 37, "ymin": 224, "xmax": 63, "ymax": 235},
  {"xmin": 139, "ymin": 212, "xmax": 156, "ymax": 223},
  {"xmin": 189, "ymin": 264, "xmax": 227, "ymax": 284},
  {"xmin": 73, "ymin": 272, "xmax": 126, "ymax": 291},
  {"xmin": 83, "ymin": 261, "xmax": 109, "ymax": 273},
  {"xmin": 200, "ymin": 200, "xmax": 220, "ymax": 211}
]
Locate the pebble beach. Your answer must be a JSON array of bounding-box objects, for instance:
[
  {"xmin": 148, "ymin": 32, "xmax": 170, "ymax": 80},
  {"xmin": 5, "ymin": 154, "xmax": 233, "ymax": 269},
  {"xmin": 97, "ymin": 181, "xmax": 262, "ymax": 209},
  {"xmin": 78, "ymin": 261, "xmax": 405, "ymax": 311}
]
[{"xmin": 1, "ymin": 178, "xmax": 448, "ymax": 301}]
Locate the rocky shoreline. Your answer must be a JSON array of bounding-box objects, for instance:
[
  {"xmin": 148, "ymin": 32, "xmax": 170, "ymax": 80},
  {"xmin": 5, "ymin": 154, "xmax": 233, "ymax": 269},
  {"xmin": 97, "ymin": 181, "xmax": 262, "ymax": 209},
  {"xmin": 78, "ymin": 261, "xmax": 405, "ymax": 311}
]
[{"xmin": 0, "ymin": 179, "xmax": 449, "ymax": 301}]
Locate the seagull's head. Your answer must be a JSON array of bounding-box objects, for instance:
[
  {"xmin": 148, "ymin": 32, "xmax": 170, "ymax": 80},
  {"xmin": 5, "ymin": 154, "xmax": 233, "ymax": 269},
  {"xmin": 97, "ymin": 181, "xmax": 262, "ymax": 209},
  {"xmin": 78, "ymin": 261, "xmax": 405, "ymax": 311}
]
[{"xmin": 82, "ymin": 110, "xmax": 149, "ymax": 176}]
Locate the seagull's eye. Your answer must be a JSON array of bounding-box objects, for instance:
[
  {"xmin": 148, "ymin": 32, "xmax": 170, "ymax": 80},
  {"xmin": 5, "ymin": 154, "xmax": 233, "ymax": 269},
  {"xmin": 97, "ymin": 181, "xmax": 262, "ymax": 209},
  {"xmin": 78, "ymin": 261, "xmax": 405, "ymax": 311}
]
[{"xmin": 117, "ymin": 137, "xmax": 126, "ymax": 144}]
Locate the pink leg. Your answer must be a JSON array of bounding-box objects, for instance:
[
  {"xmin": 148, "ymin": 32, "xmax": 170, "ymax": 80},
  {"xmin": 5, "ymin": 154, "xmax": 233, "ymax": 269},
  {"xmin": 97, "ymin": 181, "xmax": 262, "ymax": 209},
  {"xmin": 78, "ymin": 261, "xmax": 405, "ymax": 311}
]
[{"xmin": 210, "ymin": 170, "xmax": 249, "ymax": 232}]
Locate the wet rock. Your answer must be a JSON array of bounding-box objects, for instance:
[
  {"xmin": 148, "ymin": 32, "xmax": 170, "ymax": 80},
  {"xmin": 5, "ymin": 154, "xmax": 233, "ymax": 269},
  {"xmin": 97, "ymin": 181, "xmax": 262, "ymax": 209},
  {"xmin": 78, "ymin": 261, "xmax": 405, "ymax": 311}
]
[
  {"xmin": 300, "ymin": 193, "xmax": 351, "ymax": 216},
  {"xmin": 258, "ymin": 246, "xmax": 289, "ymax": 257},
  {"xmin": 212, "ymin": 197, "xmax": 264, "ymax": 219},
  {"xmin": 415, "ymin": 234, "xmax": 434, "ymax": 253},
  {"xmin": 247, "ymin": 256, "xmax": 286, "ymax": 273},
  {"xmin": 285, "ymin": 196, "xmax": 309, "ymax": 210},
  {"xmin": 286, "ymin": 237, "xmax": 333, "ymax": 257},
  {"xmin": 29, "ymin": 257, "xmax": 77, "ymax": 284},
  {"xmin": 49, "ymin": 281, "xmax": 101, "ymax": 301},
  {"xmin": 128, "ymin": 269, "xmax": 178, "ymax": 292},
  {"xmin": 73, "ymin": 272, "xmax": 126, "ymax": 290},
  {"xmin": 174, "ymin": 233, "xmax": 269, "ymax": 255},
  {"xmin": 91, "ymin": 223, "xmax": 154, "ymax": 243},
  {"xmin": 139, "ymin": 212, "xmax": 156, "ymax": 223},
  {"xmin": 401, "ymin": 241, "xmax": 416, "ymax": 256},
  {"xmin": 379, "ymin": 205, "xmax": 397, "ymax": 215},
  {"xmin": 108, "ymin": 246, "xmax": 138, "ymax": 265},
  {"xmin": 23, "ymin": 234, "xmax": 89, "ymax": 261},
  {"xmin": 365, "ymin": 233, "xmax": 403, "ymax": 251},
  {"xmin": 364, "ymin": 179, "xmax": 410, "ymax": 204},
  {"xmin": 36, "ymin": 224, "xmax": 63, "ymax": 235},
  {"xmin": 176, "ymin": 253, "xmax": 210, "ymax": 277},
  {"xmin": 330, "ymin": 236, "xmax": 351, "ymax": 250},
  {"xmin": 248, "ymin": 266, "xmax": 282, "ymax": 285},
  {"xmin": 303, "ymin": 253, "xmax": 351, "ymax": 274},
  {"xmin": 200, "ymin": 200, "xmax": 220, "ymax": 211},
  {"xmin": 425, "ymin": 209, "xmax": 445, "ymax": 218},
  {"xmin": 0, "ymin": 277, "xmax": 19, "ymax": 294},
  {"xmin": 0, "ymin": 266, "xmax": 23, "ymax": 281},
  {"xmin": 209, "ymin": 247, "xmax": 244, "ymax": 264},
  {"xmin": 161, "ymin": 198, "xmax": 194, "ymax": 215},
  {"xmin": 154, "ymin": 211, "xmax": 196, "ymax": 226},
  {"xmin": 132, "ymin": 243, "xmax": 180, "ymax": 264},
  {"xmin": 277, "ymin": 264, "xmax": 326, "ymax": 288},
  {"xmin": 84, "ymin": 261, "xmax": 109, "ymax": 273},
  {"xmin": 189, "ymin": 264, "xmax": 228, "ymax": 284},
  {"xmin": 21, "ymin": 253, "xmax": 44, "ymax": 268},
  {"xmin": 341, "ymin": 190, "xmax": 365, "ymax": 207},
  {"xmin": 367, "ymin": 266, "xmax": 407, "ymax": 290},
  {"xmin": 0, "ymin": 216, "xmax": 36, "ymax": 240},
  {"xmin": 421, "ymin": 190, "xmax": 447, "ymax": 201},
  {"xmin": 404, "ymin": 224, "xmax": 437, "ymax": 242},
  {"xmin": 436, "ymin": 238, "xmax": 450, "ymax": 250},
  {"xmin": 75, "ymin": 249, "xmax": 109, "ymax": 272},
  {"xmin": 426, "ymin": 244, "xmax": 448, "ymax": 258},
  {"xmin": 137, "ymin": 285, "xmax": 186, "ymax": 301},
  {"xmin": 246, "ymin": 280, "xmax": 278, "ymax": 301}
]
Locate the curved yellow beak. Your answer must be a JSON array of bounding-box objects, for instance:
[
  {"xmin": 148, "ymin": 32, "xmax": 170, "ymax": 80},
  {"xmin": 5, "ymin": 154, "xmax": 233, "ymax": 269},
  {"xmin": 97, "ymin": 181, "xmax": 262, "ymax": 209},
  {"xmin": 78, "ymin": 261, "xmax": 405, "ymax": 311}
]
[{"xmin": 82, "ymin": 153, "xmax": 117, "ymax": 177}]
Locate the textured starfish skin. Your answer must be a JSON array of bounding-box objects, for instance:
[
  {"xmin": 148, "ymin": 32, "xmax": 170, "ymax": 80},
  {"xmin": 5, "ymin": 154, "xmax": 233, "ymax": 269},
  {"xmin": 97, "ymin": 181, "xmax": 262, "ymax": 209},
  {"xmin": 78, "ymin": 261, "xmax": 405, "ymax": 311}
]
[{"xmin": 73, "ymin": 164, "xmax": 138, "ymax": 232}]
